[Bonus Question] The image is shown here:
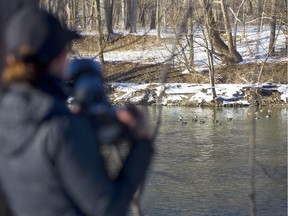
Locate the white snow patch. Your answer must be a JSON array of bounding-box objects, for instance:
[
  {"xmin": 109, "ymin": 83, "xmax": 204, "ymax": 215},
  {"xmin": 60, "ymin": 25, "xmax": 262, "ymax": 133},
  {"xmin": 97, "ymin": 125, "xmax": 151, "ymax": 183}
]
[
  {"xmin": 109, "ymin": 83, "xmax": 287, "ymax": 105},
  {"xmin": 278, "ymin": 85, "xmax": 288, "ymax": 102}
]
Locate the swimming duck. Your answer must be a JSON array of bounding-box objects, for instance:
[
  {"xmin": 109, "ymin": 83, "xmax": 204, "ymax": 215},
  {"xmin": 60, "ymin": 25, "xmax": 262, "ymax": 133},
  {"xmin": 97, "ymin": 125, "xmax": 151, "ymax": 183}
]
[
  {"xmin": 199, "ymin": 120, "xmax": 205, "ymax": 124},
  {"xmin": 177, "ymin": 115, "xmax": 184, "ymax": 121}
]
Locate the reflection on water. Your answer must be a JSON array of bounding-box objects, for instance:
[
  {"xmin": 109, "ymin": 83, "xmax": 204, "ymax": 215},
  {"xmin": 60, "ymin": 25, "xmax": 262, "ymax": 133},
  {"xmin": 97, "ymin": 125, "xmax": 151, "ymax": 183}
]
[{"xmin": 141, "ymin": 107, "xmax": 287, "ymax": 216}]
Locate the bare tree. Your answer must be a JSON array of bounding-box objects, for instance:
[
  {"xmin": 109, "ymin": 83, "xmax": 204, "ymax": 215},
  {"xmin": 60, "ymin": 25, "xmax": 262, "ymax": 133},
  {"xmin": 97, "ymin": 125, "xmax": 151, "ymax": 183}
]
[
  {"xmin": 200, "ymin": 0, "xmax": 217, "ymax": 98},
  {"xmin": 156, "ymin": 0, "xmax": 161, "ymax": 41},
  {"xmin": 150, "ymin": 1, "xmax": 156, "ymax": 29},
  {"xmin": 130, "ymin": 0, "xmax": 138, "ymax": 33},
  {"xmin": 186, "ymin": 0, "xmax": 194, "ymax": 66},
  {"xmin": 268, "ymin": 0, "xmax": 276, "ymax": 55},
  {"xmin": 219, "ymin": 0, "xmax": 243, "ymax": 64},
  {"xmin": 257, "ymin": 0, "xmax": 263, "ymax": 32},
  {"xmin": 100, "ymin": 0, "xmax": 113, "ymax": 35},
  {"xmin": 95, "ymin": 0, "xmax": 105, "ymax": 63},
  {"xmin": 201, "ymin": 0, "xmax": 242, "ymax": 65},
  {"xmin": 120, "ymin": 0, "xmax": 126, "ymax": 31},
  {"xmin": 125, "ymin": 0, "xmax": 131, "ymax": 30}
]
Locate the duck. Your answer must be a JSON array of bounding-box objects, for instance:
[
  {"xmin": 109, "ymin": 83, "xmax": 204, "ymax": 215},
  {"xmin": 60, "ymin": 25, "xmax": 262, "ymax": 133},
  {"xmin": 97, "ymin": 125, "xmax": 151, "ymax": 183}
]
[
  {"xmin": 192, "ymin": 118, "xmax": 198, "ymax": 122},
  {"xmin": 227, "ymin": 118, "xmax": 233, "ymax": 121},
  {"xmin": 199, "ymin": 120, "xmax": 205, "ymax": 124},
  {"xmin": 177, "ymin": 115, "xmax": 184, "ymax": 121},
  {"xmin": 182, "ymin": 121, "xmax": 188, "ymax": 125},
  {"xmin": 265, "ymin": 114, "xmax": 271, "ymax": 118}
]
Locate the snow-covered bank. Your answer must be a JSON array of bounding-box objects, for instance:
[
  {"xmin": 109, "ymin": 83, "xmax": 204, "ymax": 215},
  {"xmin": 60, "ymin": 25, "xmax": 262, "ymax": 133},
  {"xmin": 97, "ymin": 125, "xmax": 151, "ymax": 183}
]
[
  {"xmin": 108, "ymin": 83, "xmax": 288, "ymax": 106},
  {"xmin": 78, "ymin": 25, "xmax": 287, "ymax": 107}
]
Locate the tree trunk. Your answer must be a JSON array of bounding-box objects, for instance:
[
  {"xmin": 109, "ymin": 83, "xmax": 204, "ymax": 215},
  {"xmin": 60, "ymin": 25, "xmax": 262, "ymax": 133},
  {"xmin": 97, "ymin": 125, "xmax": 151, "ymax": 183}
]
[
  {"xmin": 268, "ymin": 0, "xmax": 276, "ymax": 55},
  {"xmin": 219, "ymin": 0, "xmax": 243, "ymax": 64},
  {"xmin": 245, "ymin": 0, "xmax": 253, "ymax": 15},
  {"xmin": 66, "ymin": 3, "xmax": 72, "ymax": 28},
  {"xmin": 199, "ymin": 0, "xmax": 216, "ymax": 98},
  {"xmin": 140, "ymin": 4, "xmax": 145, "ymax": 27},
  {"xmin": 96, "ymin": 0, "xmax": 105, "ymax": 63},
  {"xmin": 109, "ymin": 0, "xmax": 114, "ymax": 33},
  {"xmin": 125, "ymin": 0, "xmax": 131, "ymax": 30},
  {"xmin": 150, "ymin": 1, "xmax": 156, "ymax": 30},
  {"xmin": 156, "ymin": 0, "xmax": 161, "ymax": 41},
  {"xmin": 82, "ymin": 0, "xmax": 87, "ymax": 30},
  {"xmin": 48, "ymin": 0, "xmax": 52, "ymax": 12},
  {"xmin": 207, "ymin": 48, "xmax": 217, "ymax": 99},
  {"xmin": 56, "ymin": 0, "xmax": 68, "ymax": 26},
  {"xmin": 163, "ymin": 5, "xmax": 167, "ymax": 32},
  {"xmin": 203, "ymin": 0, "xmax": 242, "ymax": 65},
  {"xmin": 233, "ymin": 0, "xmax": 247, "ymax": 48},
  {"xmin": 100, "ymin": 0, "xmax": 113, "ymax": 35},
  {"xmin": 71, "ymin": 0, "xmax": 76, "ymax": 26},
  {"xmin": 257, "ymin": 0, "xmax": 263, "ymax": 32},
  {"xmin": 286, "ymin": 0, "xmax": 288, "ymax": 50},
  {"xmin": 184, "ymin": 0, "xmax": 194, "ymax": 66},
  {"xmin": 120, "ymin": 0, "xmax": 125, "ymax": 31},
  {"xmin": 130, "ymin": 0, "xmax": 138, "ymax": 33}
]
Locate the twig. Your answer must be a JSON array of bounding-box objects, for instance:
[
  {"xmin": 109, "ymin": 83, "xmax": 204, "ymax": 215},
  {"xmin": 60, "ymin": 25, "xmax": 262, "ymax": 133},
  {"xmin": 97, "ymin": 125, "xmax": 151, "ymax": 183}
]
[{"xmin": 152, "ymin": 3, "xmax": 192, "ymax": 142}]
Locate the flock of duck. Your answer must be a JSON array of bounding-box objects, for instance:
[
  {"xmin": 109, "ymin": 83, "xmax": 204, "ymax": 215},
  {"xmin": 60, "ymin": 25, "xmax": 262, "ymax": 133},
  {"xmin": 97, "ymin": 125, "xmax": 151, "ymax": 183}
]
[
  {"xmin": 177, "ymin": 110, "xmax": 272, "ymax": 126},
  {"xmin": 177, "ymin": 115, "xmax": 232, "ymax": 126}
]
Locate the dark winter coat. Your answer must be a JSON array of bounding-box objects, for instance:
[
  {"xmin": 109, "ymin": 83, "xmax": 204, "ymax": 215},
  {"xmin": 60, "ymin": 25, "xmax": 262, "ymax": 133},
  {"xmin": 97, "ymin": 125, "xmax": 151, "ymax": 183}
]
[{"xmin": 0, "ymin": 74, "xmax": 153, "ymax": 216}]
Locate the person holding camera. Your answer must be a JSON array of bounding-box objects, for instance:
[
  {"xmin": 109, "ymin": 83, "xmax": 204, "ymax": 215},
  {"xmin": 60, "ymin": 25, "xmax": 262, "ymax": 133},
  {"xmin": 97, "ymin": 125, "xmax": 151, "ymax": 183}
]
[{"xmin": 0, "ymin": 6, "xmax": 154, "ymax": 216}]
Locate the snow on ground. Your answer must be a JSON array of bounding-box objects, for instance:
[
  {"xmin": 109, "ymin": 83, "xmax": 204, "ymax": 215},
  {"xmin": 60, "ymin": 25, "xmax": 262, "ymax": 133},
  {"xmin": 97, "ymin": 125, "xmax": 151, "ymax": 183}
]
[
  {"xmin": 109, "ymin": 83, "xmax": 288, "ymax": 106},
  {"xmin": 81, "ymin": 25, "xmax": 287, "ymax": 105},
  {"xmin": 99, "ymin": 25, "xmax": 288, "ymax": 68}
]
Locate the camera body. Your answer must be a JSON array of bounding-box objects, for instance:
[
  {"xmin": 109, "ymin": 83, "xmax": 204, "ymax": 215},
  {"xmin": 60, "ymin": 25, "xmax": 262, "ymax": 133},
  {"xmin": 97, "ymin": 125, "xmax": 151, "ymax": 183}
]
[{"xmin": 66, "ymin": 59, "xmax": 127, "ymax": 145}]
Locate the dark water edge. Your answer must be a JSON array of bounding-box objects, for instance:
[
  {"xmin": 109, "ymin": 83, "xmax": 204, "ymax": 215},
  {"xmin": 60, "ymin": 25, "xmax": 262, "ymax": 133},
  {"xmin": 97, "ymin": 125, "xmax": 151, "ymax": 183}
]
[{"xmin": 137, "ymin": 106, "xmax": 287, "ymax": 216}]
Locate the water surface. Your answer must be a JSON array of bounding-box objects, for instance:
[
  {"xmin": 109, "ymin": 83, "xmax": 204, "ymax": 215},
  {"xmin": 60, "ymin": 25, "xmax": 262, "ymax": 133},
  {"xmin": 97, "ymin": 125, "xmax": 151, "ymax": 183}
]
[{"xmin": 140, "ymin": 107, "xmax": 287, "ymax": 216}]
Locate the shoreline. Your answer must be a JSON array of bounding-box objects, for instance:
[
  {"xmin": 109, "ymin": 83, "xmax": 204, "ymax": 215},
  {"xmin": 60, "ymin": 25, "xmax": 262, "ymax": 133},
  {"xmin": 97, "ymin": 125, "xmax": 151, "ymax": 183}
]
[{"xmin": 108, "ymin": 83, "xmax": 288, "ymax": 107}]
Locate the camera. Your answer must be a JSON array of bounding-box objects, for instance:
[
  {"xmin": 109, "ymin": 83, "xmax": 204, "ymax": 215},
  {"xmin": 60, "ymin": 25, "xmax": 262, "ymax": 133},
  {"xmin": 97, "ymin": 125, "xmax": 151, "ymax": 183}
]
[{"xmin": 66, "ymin": 58, "xmax": 128, "ymax": 145}]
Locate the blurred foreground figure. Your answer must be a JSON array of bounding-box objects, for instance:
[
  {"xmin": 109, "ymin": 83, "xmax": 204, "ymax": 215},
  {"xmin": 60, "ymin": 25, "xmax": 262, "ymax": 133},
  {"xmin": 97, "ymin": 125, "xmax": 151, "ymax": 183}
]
[
  {"xmin": 0, "ymin": 7, "xmax": 154, "ymax": 216},
  {"xmin": 66, "ymin": 58, "xmax": 130, "ymax": 145}
]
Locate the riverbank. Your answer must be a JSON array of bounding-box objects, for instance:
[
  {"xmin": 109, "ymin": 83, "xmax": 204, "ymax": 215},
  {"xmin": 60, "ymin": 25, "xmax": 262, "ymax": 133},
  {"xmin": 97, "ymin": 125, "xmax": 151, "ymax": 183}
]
[
  {"xmin": 73, "ymin": 28, "xmax": 287, "ymax": 107},
  {"xmin": 107, "ymin": 82, "xmax": 288, "ymax": 107},
  {"xmin": 102, "ymin": 61, "xmax": 287, "ymax": 107}
]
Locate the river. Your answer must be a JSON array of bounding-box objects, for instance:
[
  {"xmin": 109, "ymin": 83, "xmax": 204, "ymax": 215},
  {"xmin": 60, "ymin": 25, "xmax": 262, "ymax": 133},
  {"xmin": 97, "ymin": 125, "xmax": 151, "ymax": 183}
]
[{"xmin": 139, "ymin": 106, "xmax": 287, "ymax": 216}]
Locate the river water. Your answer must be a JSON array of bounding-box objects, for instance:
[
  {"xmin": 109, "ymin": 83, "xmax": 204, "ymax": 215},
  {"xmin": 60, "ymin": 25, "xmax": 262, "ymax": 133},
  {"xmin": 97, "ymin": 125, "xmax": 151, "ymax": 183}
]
[{"xmin": 140, "ymin": 106, "xmax": 287, "ymax": 216}]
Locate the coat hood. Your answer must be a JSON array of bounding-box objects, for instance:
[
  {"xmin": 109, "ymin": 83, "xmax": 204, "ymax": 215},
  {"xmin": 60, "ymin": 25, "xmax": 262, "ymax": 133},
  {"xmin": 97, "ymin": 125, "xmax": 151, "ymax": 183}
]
[
  {"xmin": 0, "ymin": 83, "xmax": 54, "ymax": 155},
  {"xmin": 0, "ymin": 71, "xmax": 71, "ymax": 155}
]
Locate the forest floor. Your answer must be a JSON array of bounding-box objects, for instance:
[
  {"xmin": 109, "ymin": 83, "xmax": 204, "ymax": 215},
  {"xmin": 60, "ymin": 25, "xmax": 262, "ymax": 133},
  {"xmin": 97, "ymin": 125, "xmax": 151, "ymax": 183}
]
[
  {"xmin": 73, "ymin": 34, "xmax": 288, "ymax": 106},
  {"xmin": 74, "ymin": 34, "xmax": 287, "ymax": 84}
]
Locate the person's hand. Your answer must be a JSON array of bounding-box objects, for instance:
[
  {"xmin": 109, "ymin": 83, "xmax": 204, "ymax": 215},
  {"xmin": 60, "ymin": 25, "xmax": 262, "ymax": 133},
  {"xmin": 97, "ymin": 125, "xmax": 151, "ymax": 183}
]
[{"xmin": 116, "ymin": 104, "xmax": 151, "ymax": 140}]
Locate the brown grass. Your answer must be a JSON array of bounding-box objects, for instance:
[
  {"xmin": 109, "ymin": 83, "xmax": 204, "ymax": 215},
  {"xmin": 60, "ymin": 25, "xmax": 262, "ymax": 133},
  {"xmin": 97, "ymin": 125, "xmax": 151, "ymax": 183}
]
[{"xmin": 73, "ymin": 34, "xmax": 287, "ymax": 84}]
